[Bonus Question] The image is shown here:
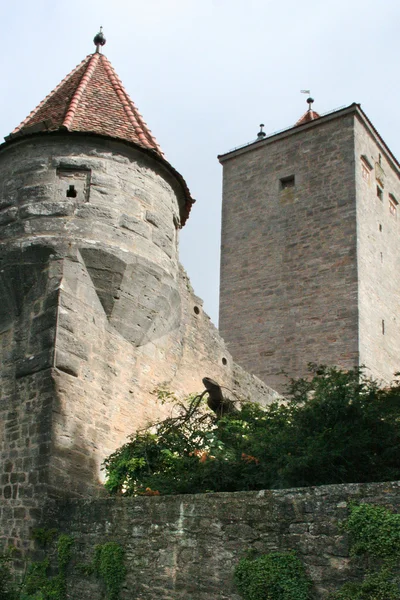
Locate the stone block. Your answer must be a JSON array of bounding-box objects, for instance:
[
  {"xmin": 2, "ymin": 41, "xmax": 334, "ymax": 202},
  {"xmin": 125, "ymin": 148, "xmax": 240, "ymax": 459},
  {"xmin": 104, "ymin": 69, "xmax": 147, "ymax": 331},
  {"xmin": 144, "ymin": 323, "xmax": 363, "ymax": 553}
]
[
  {"xmin": 15, "ymin": 349, "xmax": 53, "ymax": 379},
  {"xmin": 119, "ymin": 214, "xmax": 150, "ymax": 239},
  {"xmin": 54, "ymin": 350, "xmax": 80, "ymax": 378},
  {"xmin": 0, "ymin": 207, "xmax": 18, "ymax": 225},
  {"xmin": 19, "ymin": 202, "xmax": 74, "ymax": 219}
]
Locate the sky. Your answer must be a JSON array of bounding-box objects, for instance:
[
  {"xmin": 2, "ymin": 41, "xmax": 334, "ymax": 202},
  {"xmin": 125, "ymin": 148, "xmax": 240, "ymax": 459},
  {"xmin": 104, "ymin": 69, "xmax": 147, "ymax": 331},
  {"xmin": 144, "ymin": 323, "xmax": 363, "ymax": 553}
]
[{"xmin": 1, "ymin": 0, "xmax": 399, "ymax": 325}]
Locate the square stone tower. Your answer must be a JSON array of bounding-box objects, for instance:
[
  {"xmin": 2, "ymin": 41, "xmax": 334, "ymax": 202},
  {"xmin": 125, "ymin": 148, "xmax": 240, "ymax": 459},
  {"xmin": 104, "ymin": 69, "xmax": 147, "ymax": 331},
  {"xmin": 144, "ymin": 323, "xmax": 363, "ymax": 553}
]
[{"xmin": 219, "ymin": 103, "xmax": 400, "ymax": 393}]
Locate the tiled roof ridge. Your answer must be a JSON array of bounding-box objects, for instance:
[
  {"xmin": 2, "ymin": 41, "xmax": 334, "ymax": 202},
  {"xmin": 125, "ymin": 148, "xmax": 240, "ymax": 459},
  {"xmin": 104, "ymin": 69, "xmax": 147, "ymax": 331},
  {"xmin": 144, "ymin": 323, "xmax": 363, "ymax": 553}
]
[
  {"xmin": 100, "ymin": 55, "xmax": 163, "ymax": 155},
  {"xmin": 62, "ymin": 53, "xmax": 100, "ymax": 129},
  {"xmin": 11, "ymin": 55, "xmax": 92, "ymax": 134}
]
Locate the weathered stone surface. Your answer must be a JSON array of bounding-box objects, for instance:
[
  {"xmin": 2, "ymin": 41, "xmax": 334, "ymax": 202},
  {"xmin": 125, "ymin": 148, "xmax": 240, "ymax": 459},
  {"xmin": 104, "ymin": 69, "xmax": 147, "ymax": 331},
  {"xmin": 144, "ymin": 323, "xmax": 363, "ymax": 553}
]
[
  {"xmin": 0, "ymin": 133, "xmax": 277, "ymax": 554},
  {"xmin": 45, "ymin": 480, "xmax": 400, "ymax": 600},
  {"xmin": 219, "ymin": 106, "xmax": 400, "ymax": 392}
]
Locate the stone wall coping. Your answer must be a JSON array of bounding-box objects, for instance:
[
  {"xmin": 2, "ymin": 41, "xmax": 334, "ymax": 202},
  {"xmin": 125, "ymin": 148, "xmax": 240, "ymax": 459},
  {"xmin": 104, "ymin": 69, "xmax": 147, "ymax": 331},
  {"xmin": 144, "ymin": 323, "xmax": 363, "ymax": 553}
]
[{"xmin": 54, "ymin": 479, "xmax": 400, "ymax": 508}]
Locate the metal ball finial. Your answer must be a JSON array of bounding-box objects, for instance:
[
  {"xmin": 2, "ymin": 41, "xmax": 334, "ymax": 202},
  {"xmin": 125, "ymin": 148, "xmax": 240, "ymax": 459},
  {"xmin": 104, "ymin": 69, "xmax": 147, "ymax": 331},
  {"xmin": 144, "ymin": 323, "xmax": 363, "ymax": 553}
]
[
  {"xmin": 94, "ymin": 27, "xmax": 106, "ymax": 53},
  {"xmin": 307, "ymin": 97, "xmax": 314, "ymax": 110}
]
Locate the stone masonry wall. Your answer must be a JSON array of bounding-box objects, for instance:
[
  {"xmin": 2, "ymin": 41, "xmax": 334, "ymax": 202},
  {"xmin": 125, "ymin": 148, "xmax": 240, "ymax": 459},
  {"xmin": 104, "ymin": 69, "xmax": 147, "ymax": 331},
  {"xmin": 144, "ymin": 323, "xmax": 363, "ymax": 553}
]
[
  {"xmin": 219, "ymin": 113, "xmax": 358, "ymax": 393},
  {"xmin": 46, "ymin": 480, "xmax": 400, "ymax": 599},
  {"xmin": 0, "ymin": 133, "xmax": 278, "ymax": 552},
  {"xmin": 354, "ymin": 116, "xmax": 400, "ymax": 384}
]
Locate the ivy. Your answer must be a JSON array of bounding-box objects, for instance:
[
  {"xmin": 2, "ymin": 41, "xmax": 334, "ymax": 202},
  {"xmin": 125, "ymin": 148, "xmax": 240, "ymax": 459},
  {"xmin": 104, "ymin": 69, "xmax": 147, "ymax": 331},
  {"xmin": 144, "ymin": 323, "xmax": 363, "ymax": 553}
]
[
  {"xmin": 21, "ymin": 533, "xmax": 74, "ymax": 600},
  {"xmin": 0, "ymin": 549, "xmax": 19, "ymax": 600},
  {"xmin": 234, "ymin": 551, "xmax": 311, "ymax": 600},
  {"xmin": 92, "ymin": 543, "xmax": 126, "ymax": 600},
  {"xmin": 331, "ymin": 503, "xmax": 400, "ymax": 599},
  {"xmin": 0, "ymin": 534, "xmax": 126, "ymax": 600}
]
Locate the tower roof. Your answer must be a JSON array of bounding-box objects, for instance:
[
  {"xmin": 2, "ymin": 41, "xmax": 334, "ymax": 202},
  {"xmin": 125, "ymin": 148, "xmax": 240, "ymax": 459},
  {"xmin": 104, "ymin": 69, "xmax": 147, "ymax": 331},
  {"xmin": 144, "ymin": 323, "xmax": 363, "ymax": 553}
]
[
  {"xmin": 10, "ymin": 52, "xmax": 163, "ymax": 156},
  {"xmin": 295, "ymin": 109, "xmax": 321, "ymax": 126},
  {"xmin": 296, "ymin": 96, "xmax": 320, "ymax": 126}
]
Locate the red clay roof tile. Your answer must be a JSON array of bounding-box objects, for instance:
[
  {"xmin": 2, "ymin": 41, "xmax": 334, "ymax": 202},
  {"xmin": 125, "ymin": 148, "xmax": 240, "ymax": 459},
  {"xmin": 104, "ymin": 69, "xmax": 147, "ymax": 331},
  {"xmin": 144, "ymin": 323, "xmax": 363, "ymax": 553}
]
[
  {"xmin": 8, "ymin": 50, "xmax": 195, "ymax": 224},
  {"xmin": 11, "ymin": 52, "xmax": 163, "ymax": 156}
]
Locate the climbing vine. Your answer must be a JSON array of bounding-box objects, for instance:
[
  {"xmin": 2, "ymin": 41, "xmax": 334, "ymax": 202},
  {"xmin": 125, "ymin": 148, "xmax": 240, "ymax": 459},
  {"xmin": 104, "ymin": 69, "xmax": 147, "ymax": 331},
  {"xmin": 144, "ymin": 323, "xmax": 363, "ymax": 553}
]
[
  {"xmin": 21, "ymin": 532, "xmax": 74, "ymax": 600},
  {"xmin": 92, "ymin": 542, "xmax": 126, "ymax": 600},
  {"xmin": 234, "ymin": 551, "xmax": 311, "ymax": 600},
  {"xmin": 331, "ymin": 503, "xmax": 400, "ymax": 599},
  {"xmin": 0, "ymin": 531, "xmax": 126, "ymax": 600}
]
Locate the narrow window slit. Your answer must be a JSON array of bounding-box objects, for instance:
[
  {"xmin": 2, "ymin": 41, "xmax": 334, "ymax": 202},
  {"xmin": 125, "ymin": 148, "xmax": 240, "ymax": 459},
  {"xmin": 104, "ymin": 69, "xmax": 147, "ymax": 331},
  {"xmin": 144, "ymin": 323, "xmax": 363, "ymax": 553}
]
[{"xmin": 66, "ymin": 185, "xmax": 77, "ymax": 198}]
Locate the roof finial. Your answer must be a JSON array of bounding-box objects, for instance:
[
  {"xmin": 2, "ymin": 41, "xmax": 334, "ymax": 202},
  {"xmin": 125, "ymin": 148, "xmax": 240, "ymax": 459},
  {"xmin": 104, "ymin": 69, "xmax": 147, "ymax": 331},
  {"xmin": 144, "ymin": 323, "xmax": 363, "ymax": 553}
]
[
  {"xmin": 300, "ymin": 90, "xmax": 314, "ymax": 112},
  {"xmin": 257, "ymin": 123, "xmax": 266, "ymax": 140},
  {"xmin": 93, "ymin": 27, "xmax": 106, "ymax": 53}
]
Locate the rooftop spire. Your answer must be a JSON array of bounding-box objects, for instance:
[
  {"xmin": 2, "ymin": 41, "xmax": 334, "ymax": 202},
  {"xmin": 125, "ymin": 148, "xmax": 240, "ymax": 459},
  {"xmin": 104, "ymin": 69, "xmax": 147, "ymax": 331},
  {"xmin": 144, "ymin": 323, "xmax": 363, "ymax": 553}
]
[
  {"xmin": 93, "ymin": 26, "xmax": 106, "ymax": 53},
  {"xmin": 257, "ymin": 123, "xmax": 266, "ymax": 140},
  {"xmin": 296, "ymin": 91, "xmax": 320, "ymax": 126}
]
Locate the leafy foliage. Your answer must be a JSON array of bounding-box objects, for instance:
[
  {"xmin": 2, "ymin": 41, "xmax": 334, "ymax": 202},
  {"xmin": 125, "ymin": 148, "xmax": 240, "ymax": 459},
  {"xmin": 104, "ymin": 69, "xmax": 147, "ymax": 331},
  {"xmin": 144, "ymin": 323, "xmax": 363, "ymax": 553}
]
[
  {"xmin": 104, "ymin": 366, "xmax": 400, "ymax": 495},
  {"xmin": 0, "ymin": 534, "xmax": 126, "ymax": 600},
  {"xmin": 92, "ymin": 543, "xmax": 126, "ymax": 600},
  {"xmin": 331, "ymin": 503, "xmax": 400, "ymax": 599},
  {"xmin": 234, "ymin": 551, "xmax": 311, "ymax": 600},
  {"xmin": 342, "ymin": 503, "xmax": 400, "ymax": 560},
  {"xmin": 21, "ymin": 533, "xmax": 74, "ymax": 600},
  {"xmin": 0, "ymin": 549, "xmax": 19, "ymax": 600}
]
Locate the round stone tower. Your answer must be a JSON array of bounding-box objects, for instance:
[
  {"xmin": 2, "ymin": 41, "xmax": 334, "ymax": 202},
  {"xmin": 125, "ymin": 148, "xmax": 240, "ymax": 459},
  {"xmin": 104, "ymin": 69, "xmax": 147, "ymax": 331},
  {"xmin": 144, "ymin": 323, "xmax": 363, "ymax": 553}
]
[
  {"xmin": 0, "ymin": 34, "xmax": 277, "ymax": 554},
  {"xmin": 0, "ymin": 36, "xmax": 195, "ymax": 549}
]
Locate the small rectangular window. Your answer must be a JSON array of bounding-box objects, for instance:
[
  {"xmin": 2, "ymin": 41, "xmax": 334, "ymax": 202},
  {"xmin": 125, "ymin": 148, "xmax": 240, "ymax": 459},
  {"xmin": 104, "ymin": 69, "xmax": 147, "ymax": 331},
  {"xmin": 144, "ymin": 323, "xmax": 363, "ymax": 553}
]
[
  {"xmin": 361, "ymin": 154, "xmax": 373, "ymax": 170},
  {"xmin": 280, "ymin": 175, "xmax": 295, "ymax": 190},
  {"xmin": 377, "ymin": 185, "xmax": 383, "ymax": 201},
  {"xmin": 362, "ymin": 163, "xmax": 370, "ymax": 182},
  {"xmin": 361, "ymin": 155, "xmax": 373, "ymax": 182},
  {"xmin": 389, "ymin": 193, "xmax": 398, "ymax": 217}
]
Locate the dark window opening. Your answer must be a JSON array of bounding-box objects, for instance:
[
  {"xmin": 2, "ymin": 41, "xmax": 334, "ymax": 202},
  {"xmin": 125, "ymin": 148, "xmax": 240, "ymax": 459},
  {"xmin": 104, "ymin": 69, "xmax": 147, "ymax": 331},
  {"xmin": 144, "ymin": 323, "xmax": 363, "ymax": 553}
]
[
  {"xmin": 222, "ymin": 357, "xmax": 227, "ymax": 366},
  {"xmin": 377, "ymin": 186, "xmax": 383, "ymax": 201},
  {"xmin": 389, "ymin": 193, "xmax": 398, "ymax": 217},
  {"xmin": 193, "ymin": 306, "xmax": 200, "ymax": 315},
  {"xmin": 382, "ymin": 319, "xmax": 385, "ymax": 335},
  {"xmin": 379, "ymin": 223, "xmax": 382, "ymax": 232},
  {"xmin": 66, "ymin": 185, "xmax": 77, "ymax": 198},
  {"xmin": 280, "ymin": 175, "xmax": 295, "ymax": 190}
]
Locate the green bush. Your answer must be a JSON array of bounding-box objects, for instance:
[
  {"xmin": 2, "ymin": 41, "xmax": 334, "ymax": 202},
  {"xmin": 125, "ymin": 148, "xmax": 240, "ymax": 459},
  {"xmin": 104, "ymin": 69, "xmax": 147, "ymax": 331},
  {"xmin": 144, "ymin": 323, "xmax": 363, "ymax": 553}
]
[
  {"xmin": 234, "ymin": 552, "xmax": 311, "ymax": 600},
  {"xmin": 103, "ymin": 366, "xmax": 400, "ymax": 495},
  {"xmin": 331, "ymin": 503, "xmax": 400, "ymax": 599}
]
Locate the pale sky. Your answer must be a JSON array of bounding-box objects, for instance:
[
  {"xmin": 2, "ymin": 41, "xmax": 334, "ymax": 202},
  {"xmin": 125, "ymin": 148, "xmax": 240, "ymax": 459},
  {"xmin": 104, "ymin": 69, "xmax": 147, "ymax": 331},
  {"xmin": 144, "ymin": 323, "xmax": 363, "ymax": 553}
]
[{"xmin": 1, "ymin": 0, "xmax": 399, "ymax": 324}]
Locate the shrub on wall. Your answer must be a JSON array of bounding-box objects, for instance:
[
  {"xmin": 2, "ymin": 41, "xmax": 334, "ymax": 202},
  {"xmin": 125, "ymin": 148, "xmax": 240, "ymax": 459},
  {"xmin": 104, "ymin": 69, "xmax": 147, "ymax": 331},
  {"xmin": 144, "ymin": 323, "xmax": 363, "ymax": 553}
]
[
  {"xmin": 234, "ymin": 551, "xmax": 311, "ymax": 600},
  {"xmin": 332, "ymin": 503, "xmax": 400, "ymax": 599},
  {"xmin": 104, "ymin": 366, "xmax": 400, "ymax": 495}
]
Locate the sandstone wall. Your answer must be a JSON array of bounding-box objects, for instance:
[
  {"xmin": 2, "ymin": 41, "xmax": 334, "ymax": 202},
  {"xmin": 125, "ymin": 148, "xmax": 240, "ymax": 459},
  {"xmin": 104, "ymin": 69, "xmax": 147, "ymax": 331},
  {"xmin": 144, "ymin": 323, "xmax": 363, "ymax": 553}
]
[
  {"xmin": 355, "ymin": 116, "xmax": 400, "ymax": 384},
  {"xmin": 219, "ymin": 112, "xmax": 358, "ymax": 392},
  {"xmin": 47, "ymin": 480, "xmax": 400, "ymax": 599},
  {"xmin": 0, "ymin": 133, "xmax": 278, "ymax": 552}
]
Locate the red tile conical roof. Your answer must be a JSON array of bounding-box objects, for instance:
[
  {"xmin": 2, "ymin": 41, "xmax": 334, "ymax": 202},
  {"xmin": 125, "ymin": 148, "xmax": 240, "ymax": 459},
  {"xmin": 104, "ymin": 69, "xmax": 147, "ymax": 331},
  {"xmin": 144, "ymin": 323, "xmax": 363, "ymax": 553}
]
[{"xmin": 10, "ymin": 52, "xmax": 163, "ymax": 156}]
